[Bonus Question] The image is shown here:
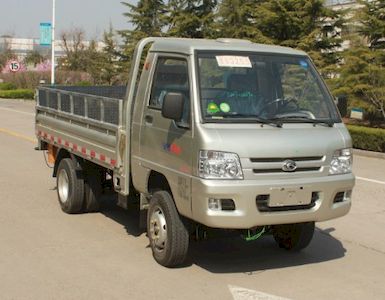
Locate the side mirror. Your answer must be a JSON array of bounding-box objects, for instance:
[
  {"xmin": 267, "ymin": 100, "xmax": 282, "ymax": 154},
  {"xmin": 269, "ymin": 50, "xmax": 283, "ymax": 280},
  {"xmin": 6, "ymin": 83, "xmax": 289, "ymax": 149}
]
[
  {"xmin": 161, "ymin": 92, "xmax": 184, "ymax": 121},
  {"xmin": 335, "ymin": 95, "xmax": 348, "ymax": 118}
]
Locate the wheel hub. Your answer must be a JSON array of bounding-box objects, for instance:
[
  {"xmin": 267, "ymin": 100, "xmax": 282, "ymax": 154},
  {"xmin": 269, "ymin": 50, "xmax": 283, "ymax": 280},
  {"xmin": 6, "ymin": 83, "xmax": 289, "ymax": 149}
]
[
  {"xmin": 58, "ymin": 169, "xmax": 69, "ymax": 203},
  {"xmin": 149, "ymin": 207, "xmax": 167, "ymax": 250}
]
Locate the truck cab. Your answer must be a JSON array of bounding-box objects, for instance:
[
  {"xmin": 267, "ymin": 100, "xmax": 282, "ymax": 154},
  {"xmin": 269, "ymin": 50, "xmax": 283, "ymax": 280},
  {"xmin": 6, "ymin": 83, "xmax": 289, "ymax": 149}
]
[{"xmin": 130, "ymin": 38, "xmax": 353, "ymax": 225}]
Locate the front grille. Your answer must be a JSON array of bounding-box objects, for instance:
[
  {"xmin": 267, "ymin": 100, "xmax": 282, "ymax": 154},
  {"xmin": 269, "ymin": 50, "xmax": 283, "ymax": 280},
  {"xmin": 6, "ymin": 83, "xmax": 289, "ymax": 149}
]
[
  {"xmin": 256, "ymin": 191, "xmax": 319, "ymax": 212},
  {"xmin": 253, "ymin": 167, "xmax": 321, "ymax": 174},
  {"xmin": 250, "ymin": 156, "xmax": 324, "ymax": 174},
  {"xmin": 250, "ymin": 156, "xmax": 324, "ymax": 163}
]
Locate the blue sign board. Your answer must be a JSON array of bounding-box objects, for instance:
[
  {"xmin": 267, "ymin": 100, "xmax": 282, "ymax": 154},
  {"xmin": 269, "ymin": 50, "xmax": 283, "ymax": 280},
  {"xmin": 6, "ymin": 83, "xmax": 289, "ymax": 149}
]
[{"xmin": 40, "ymin": 23, "xmax": 52, "ymax": 46}]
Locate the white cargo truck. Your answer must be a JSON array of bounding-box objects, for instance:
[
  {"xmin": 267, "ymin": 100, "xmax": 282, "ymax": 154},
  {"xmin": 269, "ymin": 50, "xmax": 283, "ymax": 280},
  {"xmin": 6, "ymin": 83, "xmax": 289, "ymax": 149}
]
[{"xmin": 36, "ymin": 38, "xmax": 355, "ymax": 267}]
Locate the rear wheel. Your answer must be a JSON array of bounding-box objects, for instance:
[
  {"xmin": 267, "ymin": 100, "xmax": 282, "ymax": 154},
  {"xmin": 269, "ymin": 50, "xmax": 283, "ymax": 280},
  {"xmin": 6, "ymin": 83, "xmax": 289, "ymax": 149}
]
[
  {"xmin": 147, "ymin": 191, "xmax": 189, "ymax": 267},
  {"xmin": 272, "ymin": 222, "xmax": 315, "ymax": 251},
  {"xmin": 56, "ymin": 158, "xmax": 84, "ymax": 214}
]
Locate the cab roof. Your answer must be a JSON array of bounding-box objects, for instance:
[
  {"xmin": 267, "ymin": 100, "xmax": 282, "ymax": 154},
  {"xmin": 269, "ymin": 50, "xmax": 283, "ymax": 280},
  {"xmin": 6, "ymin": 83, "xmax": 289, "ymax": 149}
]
[{"xmin": 149, "ymin": 38, "xmax": 308, "ymax": 56}]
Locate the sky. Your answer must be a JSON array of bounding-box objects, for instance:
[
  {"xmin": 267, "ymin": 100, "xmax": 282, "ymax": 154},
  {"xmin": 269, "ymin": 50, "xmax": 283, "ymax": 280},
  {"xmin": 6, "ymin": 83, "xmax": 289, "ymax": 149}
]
[{"xmin": 0, "ymin": 0, "xmax": 136, "ymax": 39}]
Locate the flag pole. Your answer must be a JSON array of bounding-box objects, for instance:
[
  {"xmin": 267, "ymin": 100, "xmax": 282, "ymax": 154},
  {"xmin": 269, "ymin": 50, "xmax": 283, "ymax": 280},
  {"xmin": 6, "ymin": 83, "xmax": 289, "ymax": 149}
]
[{"xmin": 51, "ymin": 0, "xmax": 56, "ymax": 85}]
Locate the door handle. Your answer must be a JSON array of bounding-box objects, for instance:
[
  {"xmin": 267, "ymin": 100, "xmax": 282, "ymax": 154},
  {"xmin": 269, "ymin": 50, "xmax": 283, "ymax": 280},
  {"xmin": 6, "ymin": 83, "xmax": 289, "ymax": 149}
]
[{"xmin": 145, "ymin": 115, "xmax": 153, "ymax": 124}]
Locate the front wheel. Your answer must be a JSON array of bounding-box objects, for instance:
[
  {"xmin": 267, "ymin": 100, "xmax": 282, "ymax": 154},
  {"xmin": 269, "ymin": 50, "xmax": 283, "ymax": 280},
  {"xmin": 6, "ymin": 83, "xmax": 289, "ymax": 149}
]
[
  {"xmin": 272, "ymin": 222, "xmax": 315, "ymax": 251},
  {"xmin": 147, "ymin": 191, "xmax": 189, "ymax": 267}
]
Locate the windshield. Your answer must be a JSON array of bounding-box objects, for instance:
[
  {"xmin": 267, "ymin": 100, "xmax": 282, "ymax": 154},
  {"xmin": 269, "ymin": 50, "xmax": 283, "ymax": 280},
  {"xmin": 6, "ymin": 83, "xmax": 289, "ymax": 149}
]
[{"xmin": 197, "ymin": 52, "xmax": 340, "ymax": 123}]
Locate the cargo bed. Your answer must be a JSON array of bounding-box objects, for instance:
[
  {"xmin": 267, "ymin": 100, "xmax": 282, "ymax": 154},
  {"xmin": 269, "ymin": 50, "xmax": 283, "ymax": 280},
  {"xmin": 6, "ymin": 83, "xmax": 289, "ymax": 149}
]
[{"xmin": 36, "ymin": 86, "xmax": 126, "ymax": 170}]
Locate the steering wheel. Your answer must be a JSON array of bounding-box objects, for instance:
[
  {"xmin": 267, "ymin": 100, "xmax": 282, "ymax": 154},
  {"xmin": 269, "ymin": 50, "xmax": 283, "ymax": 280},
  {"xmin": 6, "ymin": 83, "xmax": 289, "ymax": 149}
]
[{"xmin": 258, "ymin": 97, "xmax": 299, "ymax": 115}]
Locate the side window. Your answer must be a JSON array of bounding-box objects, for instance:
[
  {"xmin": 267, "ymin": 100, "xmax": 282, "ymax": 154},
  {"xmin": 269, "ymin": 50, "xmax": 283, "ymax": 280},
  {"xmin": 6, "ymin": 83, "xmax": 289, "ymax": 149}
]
[{"xmin": 149, "ymin": 57, "xmax": 190, "ymax": 126}]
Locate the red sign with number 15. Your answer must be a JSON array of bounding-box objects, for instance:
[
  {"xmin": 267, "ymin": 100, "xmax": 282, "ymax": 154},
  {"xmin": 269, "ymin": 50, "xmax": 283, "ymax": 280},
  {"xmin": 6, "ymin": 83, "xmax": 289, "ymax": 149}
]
[{"xmin": 9, "ymin": 60, "xmax": 21, "ymax": 72}]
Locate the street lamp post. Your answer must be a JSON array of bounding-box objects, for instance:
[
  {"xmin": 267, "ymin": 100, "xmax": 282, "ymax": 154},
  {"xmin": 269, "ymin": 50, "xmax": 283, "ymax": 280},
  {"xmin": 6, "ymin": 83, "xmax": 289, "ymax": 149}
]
[{"xmin": 51, "ymin": 0, "xmax": 56, "ymax": 85}]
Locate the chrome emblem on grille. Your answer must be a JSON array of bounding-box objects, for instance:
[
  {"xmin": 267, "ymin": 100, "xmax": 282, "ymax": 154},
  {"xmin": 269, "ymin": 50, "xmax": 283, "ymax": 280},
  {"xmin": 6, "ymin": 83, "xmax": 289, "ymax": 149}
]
[{"xmin": 282, "ymin": 160, "xmax": 297, "ymax": 172}]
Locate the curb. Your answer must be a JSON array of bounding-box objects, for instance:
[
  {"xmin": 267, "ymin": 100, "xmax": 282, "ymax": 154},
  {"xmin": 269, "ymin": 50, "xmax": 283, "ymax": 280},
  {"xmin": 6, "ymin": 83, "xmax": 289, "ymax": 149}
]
[
  {"xmin": 0, "ymin": 98, "xmax": 35, "ymax": 101},
  {"xmin": 353, "ymin": 149, "xmax": 385, "ymax": 160}
]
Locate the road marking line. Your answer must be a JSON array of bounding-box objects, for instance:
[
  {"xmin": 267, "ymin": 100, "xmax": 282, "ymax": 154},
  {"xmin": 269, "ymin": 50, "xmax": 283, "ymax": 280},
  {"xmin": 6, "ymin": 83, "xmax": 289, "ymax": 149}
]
[
  {"xmin": 356, "ymin": 176, "xmax": 385, "ymax": 186},
  {"xmin": 0, "ymin": 106, "xmax": 35, "ymax": 116},
  {"xmin": 229, "ymin": 285, "xmax": 291, "ymax": 300},
  {"xmin": 0, "ymin": 128, "xmax": 36, "ymax": 144}
]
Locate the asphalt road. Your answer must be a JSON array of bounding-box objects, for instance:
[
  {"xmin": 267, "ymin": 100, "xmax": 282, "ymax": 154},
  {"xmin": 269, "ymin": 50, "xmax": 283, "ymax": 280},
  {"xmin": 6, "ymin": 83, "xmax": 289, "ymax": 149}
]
[{"xmin": 0, "ymin": 99, "xmax": 384, "ymax": 300}]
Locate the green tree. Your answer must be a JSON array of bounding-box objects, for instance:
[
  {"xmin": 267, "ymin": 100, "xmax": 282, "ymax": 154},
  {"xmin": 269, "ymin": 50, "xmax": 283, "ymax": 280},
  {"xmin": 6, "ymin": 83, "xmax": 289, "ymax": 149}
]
[
  {"xmin": 0, "ymin": 50, "xmax": 15, "ymax": 71},
  {"xmin": 24, "ymin": 50, "xmax": 44, "ymax": 67},
  {"xmin": 100, "ymin": 26, "xmax": 121, "ymax": 85},
  {"xmin": 332, "ymin": 1, "xmax": 385, "ymax": 122},
  {"xmin": 165, "ymin": 0, "xmax": 218, "ymax": 38},
  {"xmin": 215, "ymin": 0, "xmax": 344, "ymax": 74},
  {"xmin": 260, "ymin": 0, "xmax": 343, "ymax": 48},
  {"xmin": 198, "ymin": 0, "xmax": 218, "ymax": 38},
  {"xmin": 58, "ymin": 28, "xmax": 108, "ymax": 84},
  {"xmin": 216, "ymin": 0, "xmax": 270, "ymax": 42},
  {"xmin": 0, "ymin": 38, "xmax": 15, "ymax": 71},
  {"xmin": 252, "ymin": 0, "xmax": 344, "ymax": 76},
  {"xmin": 333, "ymin": 42, "xmax": 385, "ymax": 121},
  {"xmin": 119, "ymin": 0, "xmax": 165, "ymax": 74},
  {"xmin": 84, "ymin": 40, "xmax": 105, "ymax": 84},
  {"xmin": 357, "ymin": 0, "xmax": 385, "ymax": 49},
  {"xmin": 58, "ymin": 28, "xmax": 88, "ymax": 71}
]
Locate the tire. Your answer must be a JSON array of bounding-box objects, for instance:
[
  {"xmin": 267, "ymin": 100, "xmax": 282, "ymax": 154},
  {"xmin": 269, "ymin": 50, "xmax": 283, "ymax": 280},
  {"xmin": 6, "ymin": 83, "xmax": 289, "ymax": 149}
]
[
  {"xmin": 56, "ymin": 158, "xmax": 84, "ymax": 214},
  {"xmin": 83, "ymin": 164, "xmax": 103, "ymax": 213},
  {"xmin": 272, "ymin": 222, "xmax": 315, "ymax": 251},
  {"xmin": 147, "ymin": 191, "xmax": 189, "ymax": 267}
]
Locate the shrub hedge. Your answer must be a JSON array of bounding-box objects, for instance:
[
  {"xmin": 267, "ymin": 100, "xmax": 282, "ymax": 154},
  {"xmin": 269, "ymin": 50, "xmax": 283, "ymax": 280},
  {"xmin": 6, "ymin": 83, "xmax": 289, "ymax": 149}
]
[
  {"xmin": 0, "ymin": 71, "xmax": 93, "ymax": 89},
  {"xmin": 347, "ymin": 125, "xmax": 385, "ymax": 153},
  {"xmin": 0, "ymin": 82, "xmax": 16, "ymax": 90},
  {"xmin": 0, "ymin": 89, "xmax": 35, "ymax": 99}
]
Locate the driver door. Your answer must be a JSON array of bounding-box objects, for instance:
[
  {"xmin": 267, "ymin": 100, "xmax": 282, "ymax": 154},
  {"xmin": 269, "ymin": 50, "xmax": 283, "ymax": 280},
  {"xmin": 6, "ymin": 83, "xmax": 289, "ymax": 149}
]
[{"xmin": 139, "ymin": 55, "xmax": 193, "ymax": 216}]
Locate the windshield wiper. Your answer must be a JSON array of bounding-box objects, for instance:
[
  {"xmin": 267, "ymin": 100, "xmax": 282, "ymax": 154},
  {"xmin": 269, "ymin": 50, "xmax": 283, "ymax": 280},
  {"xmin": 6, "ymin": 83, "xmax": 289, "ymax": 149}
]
[
  {"xmin": 271, "ymin": 115, "xmax": 334, "ymax": 127},
  {"xmin": 208, "ymin": 114, "xmax": 283, "ymax": 128}
]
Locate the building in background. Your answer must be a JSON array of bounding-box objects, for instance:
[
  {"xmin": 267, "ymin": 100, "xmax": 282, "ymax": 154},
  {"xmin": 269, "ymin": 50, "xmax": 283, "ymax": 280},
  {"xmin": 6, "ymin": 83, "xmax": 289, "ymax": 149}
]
[
  {"xmin": 0, "ymin": 36, "xmax": 56, "ymax": 59},
  {"xmin": 325, "ymin": 0, "xmax": 358, "ymax": 8},
  {"xmin": 0, "ymin": 36, "xmax": 104, "ymax": 66},
  {"xmin": 325, "ymin": 0, "xmax": 364, "ymax": 50},
  {"xmin": 0, "ymin": 36, "xmax": 104, "ymax": 58}
]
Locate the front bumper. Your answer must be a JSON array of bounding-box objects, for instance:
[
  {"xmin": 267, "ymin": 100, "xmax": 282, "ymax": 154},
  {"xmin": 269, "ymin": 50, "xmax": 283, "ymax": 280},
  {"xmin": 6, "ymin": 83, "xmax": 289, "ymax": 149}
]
[{"xmin": 191, "ymin": 174, "xmax": 355, "ymax": 229}]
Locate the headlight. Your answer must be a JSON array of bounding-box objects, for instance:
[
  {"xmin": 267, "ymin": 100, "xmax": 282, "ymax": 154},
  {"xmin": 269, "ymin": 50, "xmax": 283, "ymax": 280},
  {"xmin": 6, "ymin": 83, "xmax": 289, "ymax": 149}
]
[
  {"xmin": 199, "ymin": 150, "xmax": 243, "ymax": 179},
  {"xmin": 329, "ymin": 148, "xmax": 352, "ymax": 175}
]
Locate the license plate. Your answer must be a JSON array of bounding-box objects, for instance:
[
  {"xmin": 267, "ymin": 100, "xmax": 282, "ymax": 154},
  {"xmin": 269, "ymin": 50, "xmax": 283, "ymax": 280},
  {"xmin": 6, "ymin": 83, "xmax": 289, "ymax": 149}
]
[{"xmin": 268, "ymin": 186, "xmax": 312, "ymax": 207}]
